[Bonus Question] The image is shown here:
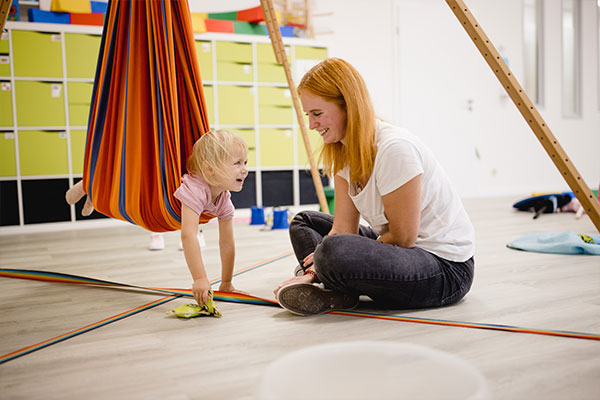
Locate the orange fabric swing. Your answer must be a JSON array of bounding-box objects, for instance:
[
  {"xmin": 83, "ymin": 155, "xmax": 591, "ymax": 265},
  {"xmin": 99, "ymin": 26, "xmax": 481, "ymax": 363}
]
[{"xmin": 82, "ymin": 0, "xmax": 209, "ymax": 232}]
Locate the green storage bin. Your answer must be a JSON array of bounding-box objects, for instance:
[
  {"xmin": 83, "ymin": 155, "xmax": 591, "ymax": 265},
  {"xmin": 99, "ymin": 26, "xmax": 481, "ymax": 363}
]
[
  {"xmin": 12, "ymin": 31, "xmax": 63, "ymax": 78},
  {"xmin": 231, "ymin": 128, "xmax": 256, "ymax": 167},
  {"xmin": 217, "ymin": 60, "xmax": 253, "ymax": 82},
  {"xmin": 216, "ymin": 41, "xmax": 252, "ymax": 63},
  {"xmin": 19, "ymin": 130, "xmax": 68, "ymax": 175},
  {"xmin": 0, "ymin": 55, "xmax": 9, "ymax": 78},
  {"xmin": 67, "ymin": 82, "xmax": 93, "ymax": 126},
  {"xmin": 0, "ymin": 82, "xmax": 13, "ymax": 126},
  {"xmin": 0, "ymin": 34, "xmax": 9, "ymax": 77},
  {"xmin": 195, "ymin": 41, "xmax": 213, "ymax": 81},
  {"xmin": 259, "ymin": 128, "xmax": 293, "ymax": 167},
  {"xmin": 70, "ymin": 129, "xmax": 87, "ymax": 174},
  {"xmin": 15, "ymin": 81, "xmax": 66, "ymax": 127},
  {"xmin": 65, "ymin": 33, "xmax": 101, "ymax": 79},
  {"xmin": 202, "ymin": 85, "xmax": 214, "ymax": 125},
  {"xmin": 0, "ymin": 132, "xmax": 16, "ymax": 176},
  {"xmin": 257, "ymin": 43, "xmax": 289, "ymax": 83},
  {"xmin": 258, "ymin": 86, "xmax": 293, "ymax": 125},
  {"xmin": 217, "ymin": 85, "xmax": 254, "ymax": 125},
  {"xmin": 295, "ymin": 45, "xmax": 328, "ymax": 60},
  {"xmin": 296, "ymin": 128, "xmax": 322, "ymax": 167}
]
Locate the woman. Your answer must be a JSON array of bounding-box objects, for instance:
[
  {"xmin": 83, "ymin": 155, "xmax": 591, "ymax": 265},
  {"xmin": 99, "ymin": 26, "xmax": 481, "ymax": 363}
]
[{"xmin": 274, "ymin": 58, "xmax": 475, "ymax": 316}]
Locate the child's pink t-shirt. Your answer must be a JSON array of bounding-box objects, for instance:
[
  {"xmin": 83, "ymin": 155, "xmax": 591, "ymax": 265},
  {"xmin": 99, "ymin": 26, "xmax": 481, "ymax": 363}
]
[{"xmin": 174, "ymin": 173, "xmax": 235, "ymax": 223}]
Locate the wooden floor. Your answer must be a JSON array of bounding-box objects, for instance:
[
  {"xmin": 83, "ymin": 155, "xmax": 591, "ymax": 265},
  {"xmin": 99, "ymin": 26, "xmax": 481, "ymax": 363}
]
[{"xmin": 0, "ymin": 197, "xmax": 599, "ymax": 399}]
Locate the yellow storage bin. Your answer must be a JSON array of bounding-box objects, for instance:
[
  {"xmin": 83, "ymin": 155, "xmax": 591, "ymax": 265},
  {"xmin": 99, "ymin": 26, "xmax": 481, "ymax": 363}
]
[
  {"xmin": 258, "ymin": 86, "xmax": 293, "ymax": 125},
  {"xmin": 217, "ymin": 60, "xmax": 253, "ymax": 82},
  {"xmin": 18, "ymin": 130, "xmax": 69, "ymax": 175},
  {"xmin": 67, "ymin": 82, "xmax": 93, "ymax": 126},
  {"xmin": 257, "ymin": 43, "xmax": 289, "ymax": 83},
  {"xmin": 231, "ymin": 128, "xmax": 256, "ymax": 167},
  {"xmin": 70, "ymin": 129, "xmax": 87, "ymax": 174},
  {"xmin": 0, "ymin": 132, "xmax": 16, "ymax": 176},
  {"xmin": 195, "ymin": 40, "xmax": 213, "ymax": 81},
  {"xmin": 15, "ymin": 81, "xmax": 66, "ymax": 127},
  {"xmin": 0, "ymin": 34, "xmax": 9, "ymax": 78},
  {"xmin": 295, "ymin": 46, "xmax": 328, "ymax": 60},
  {"xmin": 0, "ymin": 82, "xmax": 13, "ymax": 127},
  {"xmin": 216, "ymin": 41, "xmax": 252, "ymax": 63},
  {"xmin": 65, "ymin": 33, "xmax": 101, "ymax": 79},
  {"xmin": 296, "ymin": 128, "xmax": 322, "ymax": 167},
  {"xmin": 217, "ymin": 85, "xmax": 254, "ymax": 125},
  {"xmin": 202, "ymin": 85, "xmax": 214, "ymax": 126},
  {"xmin": 259, "ymin": 128, "xmax": 294, "ymax": 167},
  {"xmin": 216, "ymin": 41, "xmax": 253, "ymax": 82},
  {"xmin": 12, "ymin": 31, "xmax": 63, "ymax": 78}
]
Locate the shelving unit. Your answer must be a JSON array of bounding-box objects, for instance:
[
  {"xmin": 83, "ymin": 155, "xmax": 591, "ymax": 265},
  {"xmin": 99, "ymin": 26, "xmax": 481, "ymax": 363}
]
[{"xmin": 0, "ymin": 22, "xmax": 328, "ymax": 229}]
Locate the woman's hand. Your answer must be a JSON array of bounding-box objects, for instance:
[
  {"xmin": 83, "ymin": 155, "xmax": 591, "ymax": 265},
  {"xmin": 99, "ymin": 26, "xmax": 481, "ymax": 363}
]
[
  {"xmin": 302, "ymin": 252, "xmax": 315, "ymax": 268},
  {"xmin": 273, "ymin": 273, "xmax": 315, "ymax": 297},
  {"xmin": 192, "ymin": 277, "xmax": 212, "ymax": 306}
]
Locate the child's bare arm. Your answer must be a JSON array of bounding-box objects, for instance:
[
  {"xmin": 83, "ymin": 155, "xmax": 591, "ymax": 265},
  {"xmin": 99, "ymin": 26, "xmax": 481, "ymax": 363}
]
[
  {"xmin": 181, "ymin": 204, "xmax": 211, "ymax": 305},
  {"xmin": 218, "ymin": 218, "xmax": 236, "ymax": 291}
]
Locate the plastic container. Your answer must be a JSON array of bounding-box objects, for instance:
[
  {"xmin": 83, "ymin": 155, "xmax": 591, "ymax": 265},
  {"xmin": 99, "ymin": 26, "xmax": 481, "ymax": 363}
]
[{"xmin": 257, "ymin": 341, "xmax": 489, "ymax": 400}]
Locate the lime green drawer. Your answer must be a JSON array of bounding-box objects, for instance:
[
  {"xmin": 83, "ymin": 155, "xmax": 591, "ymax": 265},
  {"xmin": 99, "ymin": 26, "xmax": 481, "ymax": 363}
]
[
  {"xmin": 257, "ymin": 43, "xmax": 290, "ymax": 64},
  {"xmin": 12, "ymin": 31, "xmax": 63, "ymax": 78},
  {"xmin": 70, "ymin": 129, "xmax": 87, "ymax": 174},
  {"xmin": 195, "ymin": 41, "xmax": 213, "ymax": 81},
  {"xmin": 19, "ymin": 130, "xmax": 68, "ymax": 175},
  {"xmin": 217, "ymin": 60, "xmax": 253, "ymax": 82},
  {"xmin": 0, "ymin": 82, "xmax": 13, "ymax": 126},
  {"xmin": 216, "ymin": 41, "xmax": 252, "ymax": 63},
  {"xmin": 259, "ymin": 87, "xmax": 293, "ymax": 124},
  {"xmin": 15, "ymin": 81, "xmax": 66, "ymax": 127},
  {"xmin": 0, "ymin": 33, "xmax": 8, "ymax": 53},
  {"xmin": 0, "ymin": 55, "xmax": 9, "ymax": 77},
  {"xmin": 231, "ymin": 128, "xmax": 256, "ymax": 167},
  {"xmin": 259, "ymin": 128, "xmax": 293, "ymax": 167},
  {"xmin": 259, "ymin": 87, "xmax": 292, "ymax": 106},
  {"xmin": 65, "ymin": 33, "xmax": 101, "ymax": 78},
  {"xmin": 258, "ymin": 62, "xmax": 286, "ymax": 83},
  {"xmin": 67, "ymin": 82, "xmax": 93, "ymax": 126},
  {"xmin": 202, "ymin": 85, "xmax": 214, "ymax": 126},
  {"xmin": 0, "ymin": 132, "xmax": 16, "ymax": 176},
  {"xmin": 259, "ymin": 104, "xmax": 293, "ymax": 125},
  {"xmin": 217, "ymin": 85, "xmax": 254, "ymax": 125},
  {"xmin": 296, "ymin": 129, "xmax": 322, "ymax": 167},
  {"xmin": 295, "ymin": 46, "xmax": 327, "ymax": 60}
]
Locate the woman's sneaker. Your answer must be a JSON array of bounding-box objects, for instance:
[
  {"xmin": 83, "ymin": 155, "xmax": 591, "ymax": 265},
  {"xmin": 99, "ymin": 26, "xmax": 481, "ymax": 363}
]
[{"xmin": 277, "ymin": 283, "xmax": 359, "ymax": 316}]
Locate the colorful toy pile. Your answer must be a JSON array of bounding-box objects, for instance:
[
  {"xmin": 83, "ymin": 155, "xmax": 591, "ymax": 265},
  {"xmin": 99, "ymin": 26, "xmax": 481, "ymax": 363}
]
[
  {"xmin": 25, "ymin": 0, "xmax": 108, "ymax": 26},
  {"xmin": 190, "ymin": 6, "xmax": 297, "ymax": 37}
]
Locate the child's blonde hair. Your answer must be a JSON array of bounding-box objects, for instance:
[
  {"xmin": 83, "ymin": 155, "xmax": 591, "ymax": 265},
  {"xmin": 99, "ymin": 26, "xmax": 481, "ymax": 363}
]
[
  {"xmin": 298, "ymin": 58, "xmax": 376, "ymax": 183},
  {"xmin": 186, "ymin": 130, "xmax": 248, "ymax": 187}
]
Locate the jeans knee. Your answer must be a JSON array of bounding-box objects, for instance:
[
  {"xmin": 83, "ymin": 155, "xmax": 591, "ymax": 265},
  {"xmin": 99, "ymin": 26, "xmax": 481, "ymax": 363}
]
[{"xmin": 314, "ymin": 235, "xmax": 346, "ymax": 273}]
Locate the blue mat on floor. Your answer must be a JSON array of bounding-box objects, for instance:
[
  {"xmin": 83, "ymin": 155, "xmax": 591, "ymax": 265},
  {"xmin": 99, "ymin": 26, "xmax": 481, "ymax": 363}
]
[{"xmin": 507, "ymin": 231, "xmax": 600, "ymax": 255}]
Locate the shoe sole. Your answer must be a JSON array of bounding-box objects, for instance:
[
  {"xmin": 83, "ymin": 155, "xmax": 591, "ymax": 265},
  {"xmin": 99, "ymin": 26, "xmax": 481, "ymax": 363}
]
[{"xmin": 277, "ymin": 283, "xmax": 359, "ymax": 316}]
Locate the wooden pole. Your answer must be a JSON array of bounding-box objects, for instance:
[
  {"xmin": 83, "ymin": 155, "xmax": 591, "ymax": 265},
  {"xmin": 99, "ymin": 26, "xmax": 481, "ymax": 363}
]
[
  {"xmin": 260, "ymin": 0, "xmax": 330, "ymax": 214},
  {"xmin": 446, "ymin": 0, "xmax": 600, "ymax": 232},
  {"xmin": 0, "ymin": 0, "xmax": 12, "ymax": 32}
]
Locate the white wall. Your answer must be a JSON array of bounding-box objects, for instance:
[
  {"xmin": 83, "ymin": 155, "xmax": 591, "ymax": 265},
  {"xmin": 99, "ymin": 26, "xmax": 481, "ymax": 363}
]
[
  {"xmin": 313, "ymin": 0, "xmax": 599, "ymax": 198},
  {"xmin": 189, "ymin": 0, "xmax": 599, "ymax": 199}
]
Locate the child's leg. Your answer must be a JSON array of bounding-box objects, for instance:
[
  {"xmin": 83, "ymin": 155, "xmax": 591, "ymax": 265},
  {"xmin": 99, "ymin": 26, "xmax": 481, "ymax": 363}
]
[{"xmin": 66, "ymin": 180, "xmax": 95, "ymax": 216}]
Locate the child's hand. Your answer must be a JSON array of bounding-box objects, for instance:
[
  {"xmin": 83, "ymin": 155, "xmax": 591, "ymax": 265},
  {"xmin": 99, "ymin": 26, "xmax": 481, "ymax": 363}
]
[
  {"xmin": 192, "ymin": 277, "xmax": 212, "ymax": 306},
  {"xmin": 218, "ymin": 281, "xmax": 248, "ymax": 295}
]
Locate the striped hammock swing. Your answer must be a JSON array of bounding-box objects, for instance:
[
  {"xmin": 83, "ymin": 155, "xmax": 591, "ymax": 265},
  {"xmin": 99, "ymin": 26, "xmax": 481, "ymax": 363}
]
[{"xmin": 80, "ymin": 0, "xmax": 210, "ymax": 232}]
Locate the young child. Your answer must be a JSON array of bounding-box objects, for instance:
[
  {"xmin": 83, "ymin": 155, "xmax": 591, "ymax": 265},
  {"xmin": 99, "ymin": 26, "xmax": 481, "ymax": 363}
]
[{"xmin": 174, "ymin": 129, "xmax": 249, "ymax": 306}]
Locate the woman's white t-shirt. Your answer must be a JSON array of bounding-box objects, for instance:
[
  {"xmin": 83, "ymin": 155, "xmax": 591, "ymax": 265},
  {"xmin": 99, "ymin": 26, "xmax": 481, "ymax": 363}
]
[{"xmin": 338, "ymin": 120, "xmax": 475, "ymax": 262}]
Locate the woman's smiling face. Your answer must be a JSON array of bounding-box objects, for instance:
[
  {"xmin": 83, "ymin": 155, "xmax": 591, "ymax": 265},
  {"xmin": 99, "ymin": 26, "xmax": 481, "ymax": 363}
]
[{"xmin": 300, "ymin": 91, "xmax": 347, "ymax": 145}]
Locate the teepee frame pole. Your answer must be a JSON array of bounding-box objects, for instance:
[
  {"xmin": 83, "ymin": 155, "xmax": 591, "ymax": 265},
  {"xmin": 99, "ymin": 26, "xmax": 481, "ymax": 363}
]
[{"xmin": 446, "ymin": 0, "xmax": 600, "ymax": 232}]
